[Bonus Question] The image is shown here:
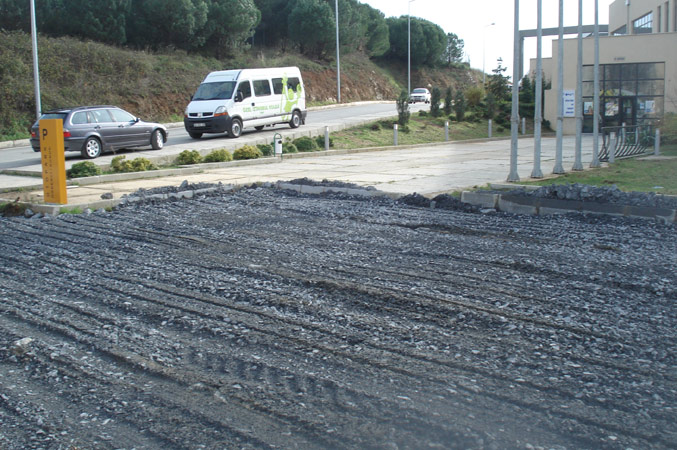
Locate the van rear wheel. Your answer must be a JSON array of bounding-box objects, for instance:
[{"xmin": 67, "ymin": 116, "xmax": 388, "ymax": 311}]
[
  {"xmin": 289, "ymin": 110, "xmax": 301, "ymax": 129},
  {"xmin": 189, "ymin": 132, "xmax": 202, "ymax": 139},
  {"xmin": 228, "ymin": 118, "xmax": 242, "ymax": 138}
]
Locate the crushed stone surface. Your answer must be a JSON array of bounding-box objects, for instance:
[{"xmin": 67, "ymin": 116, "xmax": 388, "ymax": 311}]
[{"xmin": 1, "ymin": 183, "xmax": 675, "ymax": 449}]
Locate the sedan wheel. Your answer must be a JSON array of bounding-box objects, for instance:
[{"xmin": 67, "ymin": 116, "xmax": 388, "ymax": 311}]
[
  {"xmin": 151, "ymin": 129, "xmax": 164, "ymax": 150},
  {"xmin": 81, "ymin": 137, "xmax": 102, "ymax": 159}
]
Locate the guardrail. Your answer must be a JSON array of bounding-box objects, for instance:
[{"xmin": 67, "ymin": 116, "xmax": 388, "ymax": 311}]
[{"xmin": 599, "ymin": 124, "xmax": 654, "ymax": 162}]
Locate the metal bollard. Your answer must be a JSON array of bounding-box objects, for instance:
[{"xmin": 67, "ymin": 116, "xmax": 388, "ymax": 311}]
[
  {"xmin": 655, "ymin": 129, "xmax": 661, "ymax": 156},
  {"xmin": 488, "ymin": 119, "xmax": 492, "ymax": 138},
  {"xmin": 609, "ymin": 132, "xmax": 616, "ymax": 164},
  {"xmin": 445, "ymin": 121, "xmax": 449, "ymax": 141},
  {"xmin": 324, "ymin": 126, "xmax": 330, "ymax": 151},
  {"xmin": 394, "ymin": 124, "xmax": 398, "ymax": 146},
  {"xmin": 521, "ymin": 117, "xmax": 526, "ymax": 135}
]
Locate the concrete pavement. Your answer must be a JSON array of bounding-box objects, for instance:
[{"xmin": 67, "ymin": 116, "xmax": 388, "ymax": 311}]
[{"xmin": 0, "ymin": 134, "xmax": 601, "ymax": 214}]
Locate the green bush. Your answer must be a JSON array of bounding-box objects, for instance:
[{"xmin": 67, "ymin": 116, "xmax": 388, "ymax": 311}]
[
  {"xmin": 370, "ymin": 122, "xmax": 381, "ymax": 131},
  {"xmin": 418, "ymin": 110, "xmax": 428, "ymax": 117},
  {"xmin": 111, "ymin": 156, "xmax": 157, "ymax": 173},
  {"xmin": 661, "ymin": 113, "xmax": 677, "ymax": 144},
  {"xmin": 257, "ymin": 143, "xmax": 274, "ymax": 156},
  {"xmin": 233, "ymin": 145, "xmax": 262, "ymax": 160},
  {"xmin": 67, "ymin": 161, "xmax": 101, "ymax": 178},
  {"xmin": 293, "ymin": 136, "xmax": 318, "ymax": 152},
  {"xmin": 177, "ymin": 150, "xmax": 202, "ymax": 165},
  {"xmin": 203, "ymin": 149, "xmax": 232, "ymax": 163},
  {"xmin": 282, "ymin": 142, "xmax": 298, "ymax": 153}
]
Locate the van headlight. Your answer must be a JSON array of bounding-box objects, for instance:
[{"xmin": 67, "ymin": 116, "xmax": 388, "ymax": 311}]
[{"xmin": 214, "ymin": 106, "xmax": 228, "ymax": 117}]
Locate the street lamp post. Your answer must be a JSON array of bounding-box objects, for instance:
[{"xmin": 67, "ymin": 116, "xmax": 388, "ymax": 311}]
[
  {"xmin": 482, "ymin": 22, "xmax": 495, "ymax": 85},
  {"xmin": 408, "ymin": 0, "xmax": 415, "ymax": 97},
  {"xmin": 335, "ymin": 0, "xmax": 340, "ymax": 103},
  {"xmin": 30, "ymin": 0, "xmax": 41, "ymax": 119}
]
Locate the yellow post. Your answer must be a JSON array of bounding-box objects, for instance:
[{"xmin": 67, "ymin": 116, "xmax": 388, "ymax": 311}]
[{"xmin": 39, "ymin": 119, "xmax": 68, "ymax": 204}]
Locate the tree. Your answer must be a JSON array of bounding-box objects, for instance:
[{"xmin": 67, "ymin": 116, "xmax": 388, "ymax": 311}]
[
  {"xmin": 386, "ymin": 16, "xmax": 447, "ymax": 68},
  {"xmin": 444, "ymin": 87, "xmax": 453, "ymax": 116},
  {"xmin": 127, "ymin": 0, "xmax": 209, "ymax": 50},
  {"xmin": 486, "ymin": 58, "xmax": 510, "ymax": 102},
  {"xmin": 454, "ymin": 89, "xmax": 466, "ymax": 121},
  {"xmin": 430, "ymin": 87, "xmax": 442, "ymax": 117},
  {"xmin": 443, "ymin": 32, "xmax": 464, "ymax": 65},
  {"xmin": 396, "ymin": 90, "xmax": 410, "ymax": 126},
  {"xmin": 362, "ymin": 5, "xmax": 389, "ymax": 57},
  {"xmin": 288, "ymin": 0, "xmax": 335, "ymax": 58},
  {"xmin": 202, "ymin": 0, "xmax": 260, "ymax": 57}
]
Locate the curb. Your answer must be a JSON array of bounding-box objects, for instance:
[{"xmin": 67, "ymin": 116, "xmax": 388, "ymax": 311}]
[{"xmin": 461, "ymin": 191, "xmax": 677, "ymax": 224}]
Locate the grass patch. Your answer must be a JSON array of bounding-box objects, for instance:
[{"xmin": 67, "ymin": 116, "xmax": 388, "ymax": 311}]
[
  {"xmin": 331, "ymin": 115, "xmax": 506, "ymax": 149},
  {"xmin": 519, "ymin": 144, "xmax": 677, "ymax": 195}
]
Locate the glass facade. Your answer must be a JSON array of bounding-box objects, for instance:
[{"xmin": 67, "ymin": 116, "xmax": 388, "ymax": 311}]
[{"xmin": 582, "ymin": 62, "xmax": 665, "ymax": 132}]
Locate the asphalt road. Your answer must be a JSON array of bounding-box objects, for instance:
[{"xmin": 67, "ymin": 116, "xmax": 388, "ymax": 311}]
[{"xmin": 0, "ymin": 102, "xmax": 428, "ymax": 171}]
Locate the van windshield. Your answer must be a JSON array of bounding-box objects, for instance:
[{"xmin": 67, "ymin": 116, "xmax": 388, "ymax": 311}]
[{"xmin": 192, "ymin": 81, "xmax": 236, "ymax": 101}]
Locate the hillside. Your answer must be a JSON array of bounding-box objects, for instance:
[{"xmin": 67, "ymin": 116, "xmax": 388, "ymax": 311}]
[{"xmin": 0, "ymin": 30, "xmax": 480, "ymax": 140}]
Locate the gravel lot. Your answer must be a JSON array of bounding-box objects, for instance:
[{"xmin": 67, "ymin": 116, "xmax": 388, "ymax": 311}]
[{"xmin": 1, "ymin": 184, "xmax": 675, "ymax": 449}]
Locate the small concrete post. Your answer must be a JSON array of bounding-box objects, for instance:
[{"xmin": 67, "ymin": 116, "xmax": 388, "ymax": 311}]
[
  {"xmin": 521, "ymin": 117, "xmax": 526, "ymax": 135},
  {"xmin": 324, "ymin": 126, "xmax": 330, "ymax": 151},
  {"xmin": 609, "ymin": 132, "xmax": 616, "ymax": 164},
  {"xmin": 445, "ymin": 121, "xmax": 449, "ymax": 141},
  {"xmin": 488, "ymin": 119, "xmax": 492, "ymax": 138},
  {"xmin": 394, "ymin": 124, "xmax": 398, "ymax": 146},
  {"xmin": 621, "ymin": 122, "xmax": 626, "ymax": 144},
  {"xmin": 655, "ymin": 129, "xmax": 660, "ymax": 155}
]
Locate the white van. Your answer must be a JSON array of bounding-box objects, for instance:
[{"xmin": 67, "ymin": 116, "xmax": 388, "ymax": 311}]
[{"xmin": 184, "ymin": 66, "xmax": 307, "ymax": 139}]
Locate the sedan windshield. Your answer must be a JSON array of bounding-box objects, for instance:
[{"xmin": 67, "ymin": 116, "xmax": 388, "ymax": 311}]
[{"xmin": 193, "ymin": 81, "xmax": 236, "ymax": 101}]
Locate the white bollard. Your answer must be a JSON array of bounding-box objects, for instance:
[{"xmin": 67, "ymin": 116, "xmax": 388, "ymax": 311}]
[
  {"xmin": 324, "ymin": 126, "xmax": 330, "ymax": 151},
  {"xmin": 521, "ymin": 117, "xmax": 526, "ymax": 135},
  {"xmin": 609, "ymin": 132, "xmax": 616, "ymax": 164},
  {"xmin": 488, "ymin": 119, "xmax": 492, "ymax": 138},
  {"xmin": 655, "ymin": 129, "xmax": 660, "ymax": 155},
  {"xmin": 445, "ymin": 121, "xmax": 449, "ymax": 141},
  {"xmin": 394, "ymin": 124, "xmax": 398, "ymax": 146}
]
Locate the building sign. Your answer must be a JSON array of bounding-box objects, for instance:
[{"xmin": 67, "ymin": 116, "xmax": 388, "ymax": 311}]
[
  {"xmin": 562, "ymin": 90, "xmax": 576, "ymax": 117},
  {"xmin": 40, "ymin": 119, "xmax": 68, "ymax": 204}
]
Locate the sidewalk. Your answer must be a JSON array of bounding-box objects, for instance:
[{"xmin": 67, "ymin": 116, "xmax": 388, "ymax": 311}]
[{"xmin": 0, "ymin": 135, "xmax": 597, "ymax": 214}]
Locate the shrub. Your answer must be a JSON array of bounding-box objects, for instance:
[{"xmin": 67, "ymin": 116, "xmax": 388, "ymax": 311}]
[
  {"xmin": 111, "ymin": 156, "xmax": 157, "ymax": 173},
  {"xmin": 465, "ymin": 86, "xmax": 484, "ymax": 108},
  {"xmin": 430, "ymin": 87, "xmax": 442, "ymax": 117},
  {"xmin": 67, "ymin": 161, "xmax": 101, "ymax": 178},
  {"xmin": 454, "ymin": 89, "xmax": 466, "ymax": 122},
  {"xmin": 233, "ymin": 145, "xmax": 262, "ymax": 160},
  {"xmin": 293, "ymin": 136, "xmax": 318, "ymax": 152},
  {"xmin": 257, "ymin": 143, "xmax": 274, "ymax": 156},
  {"xmin": 444, "ymin": 87, "xmax": 453, "ymax": 116},
  {"xmin": 282, "ymin": 142, "xmax": 298, "ymax": 153},
  {"xmin": 177, "ymin": 150, "xmax": 202, "ymax": 165},
  {"xmin": 660, "ymin": 113, "xmax": 677, "ymax": 144},
  {"xmin": 418, "ymin": 110, "xmax": 428, "ymax": 117},
  {"xmin": 370, "ymin": 123, "xmax": 381, "ymax": 131},
  {"xmin": 203, "ymin": 149, "xmax": 232, "ymax": 163},
  {"xmin": 396, "ymin": 90, "xmax": 410, "ymax": 126}
]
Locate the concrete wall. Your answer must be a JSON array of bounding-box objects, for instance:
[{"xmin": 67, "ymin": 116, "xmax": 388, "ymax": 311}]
[{"xmin": 531, "ymin": 32, "xmax": 677, "ymax": 134}]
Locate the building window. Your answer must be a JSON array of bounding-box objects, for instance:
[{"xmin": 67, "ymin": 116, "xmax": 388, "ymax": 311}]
[
  {"xmin": 613, "ymin": 25, "xmax": 627, "ymax": 35},
  {"xmin": 582, "ymin": 62, "xmax": 664, "ymax": 131},
  {"xmin": 658, "ymin": 6, "xmax": 662, "ymax": 32},
  {"xmin": 633, "ymin": 12, "xmax": 653, "ymax": 34}
]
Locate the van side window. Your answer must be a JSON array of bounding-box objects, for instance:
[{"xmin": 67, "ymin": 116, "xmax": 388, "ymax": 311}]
[
  {"xmin": 236, "ymin": 81, "xmax": 252, "ymax": 100},
  {"xmin": 287, "ymin": 77, "xmax": 301, "ymax": 91},
  {"xmin": 253, "ymin": 79, "xmax": 271, "ymax": 97},
  {"xmin": 272, "ymin": 78, "xmax": 284, "ymax": 95}
]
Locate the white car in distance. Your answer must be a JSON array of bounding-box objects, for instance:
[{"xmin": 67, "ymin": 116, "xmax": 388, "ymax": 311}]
[{"xmin": 409, "ymin": 88, "xmax": 431, "ymax": 104}]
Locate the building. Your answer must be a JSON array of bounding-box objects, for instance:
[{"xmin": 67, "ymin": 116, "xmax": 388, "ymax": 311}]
[{"xmin": 532, "ymin": 0, "xmax": 676, "ymax": 134}]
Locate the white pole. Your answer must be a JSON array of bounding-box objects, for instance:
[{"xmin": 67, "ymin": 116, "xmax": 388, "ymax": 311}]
[
  {"xmin": 508, "ymin": 0, "xmax": 520, "ymax": 182},
  {"xmin": 554, "ymin": 0, "xmax": 565, "ymax": 174},
  {"xmin": 532, "ymin": 0, "xmax": 543, "ymax": 178},
  {"xmin": 573, "ymin": 0, "xmax": 584, "ymax": 171},
  {"xmin": 335, "ymin": 0, "xmax": 340, "ymax": 103},
  {"xmin": 591, "ymin": 0, "xmax": 601, "ymax": 167},
  {"xmin": 30, "ymin": 0, "xmax": 41, "ymax": 119}
]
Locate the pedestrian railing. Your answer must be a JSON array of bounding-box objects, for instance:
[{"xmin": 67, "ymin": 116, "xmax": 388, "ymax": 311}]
[{"xmin": 599, "ymin": 124, "xmax": 655, "ymax": 162}]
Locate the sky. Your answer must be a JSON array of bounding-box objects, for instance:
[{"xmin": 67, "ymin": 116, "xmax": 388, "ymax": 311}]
[{"xmin": 361, "ymin": 0, "xmax": 616, "ymax": 79}]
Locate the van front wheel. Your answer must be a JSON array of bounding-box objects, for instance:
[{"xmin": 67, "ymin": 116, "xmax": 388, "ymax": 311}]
[
  {"xmin": 289, "ymin": 111, "xmax": 301, "ymax": 129},
  {"xmin": 228, "ymin": 118, "xmax": 242, "ymax": 138},
  {"xmin": 189, "ymin": 132, "xmax": 202, "ymax": 139}
]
